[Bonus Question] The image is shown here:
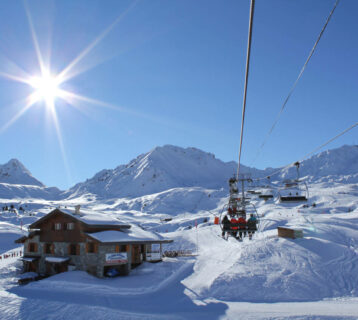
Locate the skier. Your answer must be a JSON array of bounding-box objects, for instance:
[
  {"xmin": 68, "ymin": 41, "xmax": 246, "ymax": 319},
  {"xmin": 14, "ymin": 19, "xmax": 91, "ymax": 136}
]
[
  {"xmin": 221, "ymin": 215, "xmax": 231, "ymax": 238},
  {"xmin": 230, "ymin": 216, "xmax": 239, "ymax": 238},
  {"xmin": 237, "ymin": 216, "xmax": 247, "ymax": 240},
  {"xmin": 247, "ymin": 214, "xmax": 258, "ymax": 240}
]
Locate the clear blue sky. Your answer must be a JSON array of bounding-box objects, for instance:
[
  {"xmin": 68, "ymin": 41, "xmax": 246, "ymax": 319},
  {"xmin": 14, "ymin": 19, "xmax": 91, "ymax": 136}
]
[{"xmin": 0, "ymin": 0, "xmax": 356, "ymax": 189}]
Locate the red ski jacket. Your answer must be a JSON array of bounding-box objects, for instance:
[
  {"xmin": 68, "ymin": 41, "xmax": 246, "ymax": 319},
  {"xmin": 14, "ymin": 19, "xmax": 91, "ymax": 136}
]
[
  {"xmin": 230, "ymin": 218, "xmax": 239, "ymax": 230},
  {"xmin": 238, "ymin": 217, "xmax": 247, "ymax": 229}
]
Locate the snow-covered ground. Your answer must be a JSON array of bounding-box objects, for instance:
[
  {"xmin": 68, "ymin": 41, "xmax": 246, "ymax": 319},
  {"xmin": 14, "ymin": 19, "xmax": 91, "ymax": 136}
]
[{"xmin": 0, "ymin": 181, "xmax": 358, "ymax": 319}]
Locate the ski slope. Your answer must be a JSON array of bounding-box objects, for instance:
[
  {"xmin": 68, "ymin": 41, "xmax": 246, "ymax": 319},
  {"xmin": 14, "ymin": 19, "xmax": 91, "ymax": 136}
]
[{"xmin": 0, "ymin": 180, "xmax": 357, "ymax": 319}]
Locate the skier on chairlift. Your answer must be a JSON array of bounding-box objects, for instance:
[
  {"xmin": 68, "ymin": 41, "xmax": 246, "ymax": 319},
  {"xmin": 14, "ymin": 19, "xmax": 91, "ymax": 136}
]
[
  {"xmin": 221, "ymin": 214, "xmax": 231, "ymax": 238},
  {"xmin": 230, "ymin": 215, "xmax": 239, "ymax": 238},
  {"xmin": 247, "ymin": 213, "xmax": 257, "ymax": 240},
  {"xmin": 237, "ymin": 215, "xmax": 247, "ymax": 240}
]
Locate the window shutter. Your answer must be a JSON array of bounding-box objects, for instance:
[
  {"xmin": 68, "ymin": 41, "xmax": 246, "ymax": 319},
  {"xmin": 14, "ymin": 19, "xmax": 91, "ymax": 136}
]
[
  {"xmin": 76, "ymin": 244, "xmax": 80, "ymax": 255},
  {"xmin": 94, "ymin": 243, "xmax": 98, "ymax": 253},
  {"xmin": 86, "ymin": 243, "xmax": 89, "ymax": 253},
  {"xmin": 34, "ymin": 243, "xmax": 38, "ymax": 252},
  {"xmin": 27, "ymin": 243, "xmax": 30, "ymax": 252},
  {"xmin": 43, "ymin": 245, "xmax": 47, "ymax": 253},
  {"xmin": 115, "ymin": 245, "xmax": 119, "ymax": 253},
  {"xmin": 51, "ymin": 244, "xmax": 55, "ymax": 254},
  {"xmin": 126, "ymin": 245, "xmax": 130, "ymax": 252},
  {"xmin": 68, "ymin": 245, "xmax": 71, "ymax": 255}
]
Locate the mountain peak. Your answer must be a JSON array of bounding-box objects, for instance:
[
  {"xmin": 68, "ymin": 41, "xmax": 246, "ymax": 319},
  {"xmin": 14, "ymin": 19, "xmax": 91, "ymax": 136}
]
[
  {"xmin": 6, "ymin": 158, "xmax": 29, "ymax": 171},
  {"xmin": 67, "ymin": 144, "xmax": 358, "ymax": 199},
  {"xmin": 69, "ymin": 145, "xmax": 239, "ymax": 198},
  {"xmin": 0, "ymin": 159, "xmax": 44, "ymax": 187}
]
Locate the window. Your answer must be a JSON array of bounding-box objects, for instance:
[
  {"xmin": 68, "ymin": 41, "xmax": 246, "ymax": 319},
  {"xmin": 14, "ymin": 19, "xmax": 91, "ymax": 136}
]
[
  {"xmin": 28, "ymin": 242, "xmax": 37, "ymax": 252},
  {"xmin": 44, "ymin": 243, "xmax": 52, "ymax": 254},
  {"xmin": 66, "ymin": 223, "xmax": 74, "ymax": 230},
  {"xmin": 54, "ymin": 223, "xmax": 61, "ymax": 231},
  {"xmin": 69, "ymin": 244, "xmax": 78, "ymax": 255},
  {"xmin": 87, "ymin": 242, "xmax": 96, "ymax": 253},
  {"xmin": 116, "ymin": 245, "xmax": 127, "ymax": 252}
]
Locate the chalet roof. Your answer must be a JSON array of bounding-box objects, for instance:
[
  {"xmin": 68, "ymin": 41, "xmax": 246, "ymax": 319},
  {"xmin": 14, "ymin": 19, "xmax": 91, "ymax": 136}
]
[
  {"xmin": 15, "ymin": 236, "xmax": 28, "ymax": 244},
  {"xmin": 87, "ymin": 224, "xmax": 173, "ymax": 244},
  {"xmin": 15, "ymin": 231, "xmax": 39, "ymax": 243},
  {"xmin": 29, "ymin": 208, "xmax": 131, "ymax": 229},
  {"xmin": 21, "ymin": 256, "xmax": 40, "ymax": 262}
]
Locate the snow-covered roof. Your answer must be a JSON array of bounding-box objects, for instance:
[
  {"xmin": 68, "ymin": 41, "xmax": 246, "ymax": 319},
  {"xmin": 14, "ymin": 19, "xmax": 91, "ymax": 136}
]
[
  {"xmin": 59, "ymin": 208, "xmax": 129, "ymax": 226},
  {"xmin": 21, "ymin": 257, "xmax": 39, "ymax": 262},
  {"xmin": 45, "ymin": 257, "xmax": 69, "ymax": 263},
  {"xmin": 87, "ymin": 224, "xmax": 172, "ymax": 244},
  {"xmin": 30, "ymin": 208, "xmax": 131, "ymax": 229}
]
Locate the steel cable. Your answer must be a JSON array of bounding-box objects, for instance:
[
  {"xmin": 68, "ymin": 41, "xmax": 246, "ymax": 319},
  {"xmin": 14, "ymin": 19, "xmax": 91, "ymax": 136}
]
[
  {"xmin": 236, "ymin": 0, "xmax": 255, "ymax": 180},
  {"xmin": 250, "ymin": 0, "xmax": 341, "ymax": 167}
]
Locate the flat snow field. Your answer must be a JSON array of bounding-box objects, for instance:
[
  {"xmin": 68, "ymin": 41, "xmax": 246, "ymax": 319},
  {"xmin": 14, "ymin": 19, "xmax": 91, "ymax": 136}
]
[{"xmin": 0, "ymin": 182, "xmax": 358, "ymax": 319}]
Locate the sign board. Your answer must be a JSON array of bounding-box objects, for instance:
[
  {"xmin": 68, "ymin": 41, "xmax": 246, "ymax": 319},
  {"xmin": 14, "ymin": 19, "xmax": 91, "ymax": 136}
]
[{"xmin": 105, "ymin": 252, "xmax": 127, "ymax": 264}]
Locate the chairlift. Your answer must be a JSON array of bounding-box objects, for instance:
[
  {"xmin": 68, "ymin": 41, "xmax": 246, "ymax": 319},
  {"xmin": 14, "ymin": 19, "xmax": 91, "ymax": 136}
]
[
  {"xmin": 278, "ymin": 162, "xmax": 309, "ymax": 202},
  {"xmin": 218, "ymin": 177, "xmax": 260, "ymax": 241},
  {"xmin": 278, "ymin": 180, "xmax": 309, "ymax": 202},
  {"xmin": 258, "ymin": 187, "xmax": 274, "ymax": 200},
  {"xmin": 257, "ymin": 177, "xmax": 274, "ymax": 200}
]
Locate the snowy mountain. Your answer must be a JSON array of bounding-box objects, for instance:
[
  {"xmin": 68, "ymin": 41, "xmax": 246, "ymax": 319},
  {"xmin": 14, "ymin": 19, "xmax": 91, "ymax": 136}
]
[
  {"xmin": 0, "ymin": 144, "xmax": 357, "ymax": 201},
  {"xmin": 276, "ymin": 145, "xmax": 358, "ymax": 183},
  {"xmin": 0, "ymin": 159, "xmax": 61, "ymax": 200},
  {"xmin": 67, "ymin": 144, "xmax": 358, "ymax": 200},
  {"xmin": 0, "ymin": 147, "xmax": 358, "ymax": 319},
  {"xmin": 67, "ymin": 145, "xmax": 267, "ymax": 199},
  {"xmin": 0, "ymin": 159, "xmax": 44, "ymax": 187}
]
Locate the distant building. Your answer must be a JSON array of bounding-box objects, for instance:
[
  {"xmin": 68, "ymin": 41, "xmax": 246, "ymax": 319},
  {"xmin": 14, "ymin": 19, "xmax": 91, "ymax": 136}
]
[{"xmin": 15, "ymin": 208, "xmax": 172, "ymax": 278}]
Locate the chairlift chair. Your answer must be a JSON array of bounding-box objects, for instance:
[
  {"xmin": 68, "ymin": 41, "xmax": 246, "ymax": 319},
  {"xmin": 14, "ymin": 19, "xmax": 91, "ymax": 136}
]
[
  {"xmin": 220, "ymin": 202, "xmax": 260, "ymax": 240},
  {"xmin": 278, "ymin": 162, "xmax": 309, "ymax": 202},
  {"xmin": 257, "ymin": 177, "xmax": 274, "ymax": 200},
  {"xmin": 278, "ymin": 179, "xmax": 309, "ymax": 202},
  {"xmin": 258, "ymin": 187, "xmax": 274, "ymax": 200}
]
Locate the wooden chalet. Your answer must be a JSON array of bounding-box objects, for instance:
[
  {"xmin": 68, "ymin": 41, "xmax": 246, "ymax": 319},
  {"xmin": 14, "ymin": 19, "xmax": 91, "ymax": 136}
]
[{"xmin": 15, "ymin": 207, "xmax": 173, "ymax": 278}]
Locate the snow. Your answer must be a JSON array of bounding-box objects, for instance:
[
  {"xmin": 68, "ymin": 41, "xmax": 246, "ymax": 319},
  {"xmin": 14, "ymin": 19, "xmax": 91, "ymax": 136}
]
[
  {"xmin": 0, "ymin": 159, "xmax": 44, "ymax": 187},
  {"xmin": 66, "ymin": 145, "xmax": 270, "ymax": 199},
  {"xmin": 0, "ymin": 144, "xmax": 357, "ymax": 319},
  {"xmin": 87, "ymin": 225, "xmax": 167, "ymax": 243},
  {"xmin": 45, "ymin": 257, "xmax": 69, "ymax": 263},
  {"xmin": 18, "ymin": 272, "xmax": 38, "ymax": 279},
  {"xmin": 21, "ymin": 257, "xmax": 37, "ymax": 262},
  {"xmin": 59, "ymin": 208, "xmax": 130, "ymax": 226}
]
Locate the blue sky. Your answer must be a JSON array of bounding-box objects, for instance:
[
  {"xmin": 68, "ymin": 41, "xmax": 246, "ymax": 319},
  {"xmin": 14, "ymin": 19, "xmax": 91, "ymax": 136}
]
[{"xmin": 0, "ymin": 0, "xmax": 356, "ymax": 189}]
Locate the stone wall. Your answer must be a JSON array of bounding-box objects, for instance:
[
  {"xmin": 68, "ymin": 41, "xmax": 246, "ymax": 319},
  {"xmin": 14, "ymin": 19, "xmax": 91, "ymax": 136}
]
[{"xmin": 23, "ymin": 237, "xmax": 134, "ymax": 278}]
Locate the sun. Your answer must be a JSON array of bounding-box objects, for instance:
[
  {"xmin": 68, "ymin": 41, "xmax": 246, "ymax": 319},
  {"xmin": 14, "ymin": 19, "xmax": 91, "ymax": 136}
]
[{"xmin": 28, "ymin": 70, "xmax": 62, "ymax": 108}]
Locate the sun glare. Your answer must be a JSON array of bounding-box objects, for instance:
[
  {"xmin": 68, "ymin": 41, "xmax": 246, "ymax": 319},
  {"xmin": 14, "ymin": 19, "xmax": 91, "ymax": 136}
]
[{"xmin": 29, "ymin": 71, "xmax": 61, "ymax": 107}]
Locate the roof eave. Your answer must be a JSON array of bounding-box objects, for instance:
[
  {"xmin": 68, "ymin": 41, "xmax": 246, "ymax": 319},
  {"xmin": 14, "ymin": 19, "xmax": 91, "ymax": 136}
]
[
  {"xmin": 15, "ymin": 236, "xmax": 28, "ymax": 244},
  {"xmin": 88, "ymin": 238, "xmax": 173, "ymax": 244},
  {"xmin": 85, "ymin": 224, "xmax": 131, "ymax": 229}
]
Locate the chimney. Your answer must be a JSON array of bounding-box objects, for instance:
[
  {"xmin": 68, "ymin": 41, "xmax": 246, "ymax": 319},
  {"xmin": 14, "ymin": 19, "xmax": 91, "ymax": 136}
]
[{"xmin": 74, "ymin": 205, "xmax": 81, "ymax": 215}]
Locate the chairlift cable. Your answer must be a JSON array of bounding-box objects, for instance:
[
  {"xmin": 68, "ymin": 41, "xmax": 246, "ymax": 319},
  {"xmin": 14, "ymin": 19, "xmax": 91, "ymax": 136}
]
[
  {"xmin": 249, "ymin": 0, "xmax": 341, "ymax": 167},
  {"xmin": 254, "ymin": 121, "xmax": 358, "ymax": 181},
  {"xmin": 299, "ymin": 121, "xmax": 358, "ymax": 162},
  {"xmin": 236, "ymin": 0, "xmax": 255, "ymax": 181}
]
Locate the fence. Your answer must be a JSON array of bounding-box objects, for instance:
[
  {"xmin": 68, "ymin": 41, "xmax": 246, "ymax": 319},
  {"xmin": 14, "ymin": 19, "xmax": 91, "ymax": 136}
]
[{"xmin": 163, "ymin": 250, "xmax": 194, "ymax": 258}]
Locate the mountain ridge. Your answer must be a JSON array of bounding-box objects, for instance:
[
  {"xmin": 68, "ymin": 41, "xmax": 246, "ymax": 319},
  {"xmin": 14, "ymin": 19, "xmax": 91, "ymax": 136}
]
[{"xmin": 0, "ymin": 144, "xmax": 357, "ymax": 200}]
